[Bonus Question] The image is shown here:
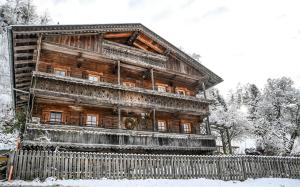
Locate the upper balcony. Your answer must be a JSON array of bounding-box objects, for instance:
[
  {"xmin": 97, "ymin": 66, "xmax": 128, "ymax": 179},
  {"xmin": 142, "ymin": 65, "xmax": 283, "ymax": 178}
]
[
  {"xmin": 40, "ymin": 40, "xmax": 208, "ymax": 97},
  {"xmin": 31, "ymin": 71, "xmax": 209, "ymax": 115}
]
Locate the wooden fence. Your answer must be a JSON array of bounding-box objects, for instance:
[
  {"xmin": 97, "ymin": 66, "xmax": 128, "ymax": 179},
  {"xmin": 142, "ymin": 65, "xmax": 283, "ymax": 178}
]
[{"xmin": 9, "ymin": 150, "xmax": 300, "ymax": 181}]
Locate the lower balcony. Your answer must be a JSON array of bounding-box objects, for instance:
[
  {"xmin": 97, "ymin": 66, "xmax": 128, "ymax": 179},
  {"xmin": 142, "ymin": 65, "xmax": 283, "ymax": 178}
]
[{"xmin": 22, "ymin": 123, "xmax": 217, "ymax": 154}]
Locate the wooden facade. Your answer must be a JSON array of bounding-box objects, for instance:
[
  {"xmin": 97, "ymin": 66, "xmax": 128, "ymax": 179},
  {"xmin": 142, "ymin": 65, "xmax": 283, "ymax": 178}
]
[{"xmin": 8, "ymin": 24, "xmax": 222, "ymax": 155}]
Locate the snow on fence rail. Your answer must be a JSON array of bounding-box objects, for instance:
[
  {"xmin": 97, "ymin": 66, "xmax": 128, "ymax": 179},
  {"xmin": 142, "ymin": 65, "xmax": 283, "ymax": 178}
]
[{"xmin": 8, "ymin": 150, "xmax": 300, "ymax": 181}]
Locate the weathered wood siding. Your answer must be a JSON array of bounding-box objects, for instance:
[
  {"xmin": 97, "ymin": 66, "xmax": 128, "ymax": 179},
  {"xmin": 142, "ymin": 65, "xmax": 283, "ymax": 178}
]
[
  {"xmin": 44, "ymin": 34, "xmax": 103, "ymax": 53},
  {"xmin": 10, "ymin": 150, "xmax": 300, "ymax": 181},
  {"xmin": 38, "ymin": 50, "xmax": 196, "ymax": 96}
]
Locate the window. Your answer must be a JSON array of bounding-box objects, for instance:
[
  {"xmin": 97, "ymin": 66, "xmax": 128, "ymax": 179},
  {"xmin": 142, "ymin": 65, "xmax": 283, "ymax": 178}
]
[
  {"xmin": 157, "ymin": 85, "xmax": 166, "ymax": 92},
  {"xmin": 54, "ymin": 69, "xmax": 66, "ymax": 76},
  {"xmin": 176, "ymin": 89, "xmax": 185, "ymax": 96},
  {"xmin": 86, "ymin": 114, "xmax": 97, "ymax": 126},
  {"xmin": 182, "ymin": 123, "xmax": 191, "ymax": 133},
  {"xmin": 88, "ymin": 75, "xmax": 99, "ymax": 82},
  {"xmin": 123, "ymin": 82, "xmax": 135, "ymax": 87},
  {"xmin": 50, "ymin": 112, "xmax": 62, "ymax": 124},
  {"xmin": 158, "ymin": 120, "xmax": 167, "ymax": 132}
]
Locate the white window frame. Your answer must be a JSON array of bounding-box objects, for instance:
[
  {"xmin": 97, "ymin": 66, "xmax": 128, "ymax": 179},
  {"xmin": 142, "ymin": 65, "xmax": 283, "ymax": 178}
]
[
  {"xmin": 88, "ymin": 74, "xmax": 99, "ymax": 82},
  {"xmin": 157, "ymin": 85, "xmax": 166, "ymax": 92},
  {"xmin": 158, "ymin": 120, "xmax": 167, "ymax": 132},
  {"xmin": 86, "ymin": 114, "xmax": 97, "ymax": 126},
  {"xmin": 182, "ymin": 123, "xmax": 191, "ymax": 133},
  {"xmin": 49, "ymin": 111, "xmax": 62, "ymax": 124},
  {"xmin": 54, "ymin": 68, "xmax": 66, "ymax": 77}
]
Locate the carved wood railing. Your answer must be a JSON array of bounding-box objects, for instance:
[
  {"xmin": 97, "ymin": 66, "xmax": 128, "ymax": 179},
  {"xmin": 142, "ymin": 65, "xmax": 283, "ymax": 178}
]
[
  {"xmin": 32, "ymin": 72, "xmax": 210, "ymax": 115},
  {"xmin": 23, "ymin": 123, "xmax": 216, "ymax": 151},
  {"xmin": 102, "ymin": 40, "xmax": 167, "ymax": 69},
  {"xmin": 43, "ymin": 37, "xmax": 168, "ymax": 69}
]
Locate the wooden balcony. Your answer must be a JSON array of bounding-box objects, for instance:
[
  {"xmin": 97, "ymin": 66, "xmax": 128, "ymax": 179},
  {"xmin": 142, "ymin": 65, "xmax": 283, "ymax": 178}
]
[
  {"xmin": 42, "ymin": 39, "xmax": 167, "ymax": 70},
  {"xmin": 32, "ymin": 71, "xmax": 210, "ymax": 115},
  {"xmin": 102, "ymin": 40, "xmax": 167, "ymax": 69},
  {"xmin": 22, "ymin": 123, "xmax": 217, "ymax": 153}
]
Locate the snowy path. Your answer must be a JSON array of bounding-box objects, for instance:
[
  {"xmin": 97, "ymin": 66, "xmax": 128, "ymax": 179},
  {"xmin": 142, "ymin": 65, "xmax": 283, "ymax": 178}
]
[{"xmin": 1, "ymin": 178, "xmax": 300, "ymax": 187}]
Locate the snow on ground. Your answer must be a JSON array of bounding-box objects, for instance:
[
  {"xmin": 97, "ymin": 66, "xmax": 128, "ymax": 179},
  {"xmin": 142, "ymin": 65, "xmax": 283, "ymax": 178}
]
[{"xmin": 1, "ymin": 178, "xmax": 300, "ymax": 187}]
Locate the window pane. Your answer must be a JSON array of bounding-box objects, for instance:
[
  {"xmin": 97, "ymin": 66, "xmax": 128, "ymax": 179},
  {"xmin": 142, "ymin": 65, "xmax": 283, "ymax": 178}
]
[
  {"xmin": 50, "ymin": 112, "xmax": 62, "ymax": 123},
  {"xmin": 87, "ymin": 116, "xmax": 91, "ymax": 121},
  {"xmin": 55, "ymin": 70, "xmax": 66, "ymax": 76},
  {"xmin": 158, "ymin": 86, "xmax": 166, "ymax": 92},
  {"xmin": 88, "ymin": 75, "xmax": 98, "ymax": 81},
  {"xmin": 87, "ymin": 115, "xmax": 97, "ymax": 125}
]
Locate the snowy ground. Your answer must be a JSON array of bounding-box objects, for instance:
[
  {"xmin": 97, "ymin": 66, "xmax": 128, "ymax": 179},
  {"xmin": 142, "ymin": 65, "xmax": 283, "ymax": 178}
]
[{"xmin": 1, "ymin": 178, "xmax": 300, "ymax": 187}]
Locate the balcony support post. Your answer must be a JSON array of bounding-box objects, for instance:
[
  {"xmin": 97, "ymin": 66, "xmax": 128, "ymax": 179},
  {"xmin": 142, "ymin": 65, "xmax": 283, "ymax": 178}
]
[
  {"xmin": 117, "ymin": 60, "xmax": 121, "ymax": 85},
  {"xmin": 151, "ymin": 68, "xmax": 155, "ymax": 90},
  {"xmin": 202, "ymin": 82, "xmax": 211, "ymax": 135},
  {"xmin": 152, "ymin": 108, "xmax": 156, "ymax": 131},
  {"xmin": 202, "ymin": 82, "xmax": 207, "ymax": 99},
  {"xmin": 118, "ymin": 106, "xmax": 121, "ymax": 129}
]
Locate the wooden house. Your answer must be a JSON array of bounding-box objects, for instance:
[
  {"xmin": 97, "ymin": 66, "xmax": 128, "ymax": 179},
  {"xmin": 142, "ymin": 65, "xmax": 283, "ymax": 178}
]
[{"xmin": 7, "ymin": 24, "xmax": 223, "ymax": 155}]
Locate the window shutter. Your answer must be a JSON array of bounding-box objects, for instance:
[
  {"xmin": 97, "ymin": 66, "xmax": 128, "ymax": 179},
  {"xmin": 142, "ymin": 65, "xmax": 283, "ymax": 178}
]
[
  {"xmin": 82, "ymin": 71, "xmax": 88, "ymax": 79},
  {"xmin": 46, "ymin": 65, "xmax": 53, "ymax": 73},
  {"xmin": 179, "ymin": 123, "xmax": 184, "ymax": 133}
]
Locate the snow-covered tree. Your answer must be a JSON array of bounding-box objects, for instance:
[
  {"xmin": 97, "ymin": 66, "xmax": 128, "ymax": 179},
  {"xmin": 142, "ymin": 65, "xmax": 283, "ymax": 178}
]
[
  {"xmin": 208, "ymin": 88, "xmax": 250, "ymax": 154},
  {"xmin": 0, "ymin": 0, "xmax": 51, "ymax": 150},
  {"xmin": 0, "ymin": 0, "xmax": 51, "ymax": 33},
  {"xmin": 253, "ymin": 77, "xmax": 299, "ymax": 155}
]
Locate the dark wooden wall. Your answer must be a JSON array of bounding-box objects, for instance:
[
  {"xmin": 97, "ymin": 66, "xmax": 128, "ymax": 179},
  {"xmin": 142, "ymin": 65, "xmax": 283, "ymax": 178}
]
[
  {"xmin": 38, "ymin": 50, "xmax": 196, "ymax": 96},
  {"xmin": 32, "ymin": 102, "xmax": 202, "ymax": 134}
]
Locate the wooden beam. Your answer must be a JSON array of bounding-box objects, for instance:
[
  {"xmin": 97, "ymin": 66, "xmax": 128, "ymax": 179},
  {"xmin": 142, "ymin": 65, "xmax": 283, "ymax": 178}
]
[
  {"xmin": 153, "ymin": 109, "xmax": 156, "ymax": 131},
  {"xmin": 127, "ymin": 31, "xmax": 139, "ymax": 46},
  {"xmin": 98, "ymin": 33, "xmax": 103, "ymax": 54},
  {"xmin": 132, "ymin": 41, "xmax": 150, "ymax": 52},
  {"xmin": 117, "ymin": 61, "xmax": 121, "ymax": 85},
  {"xmin": 104, "ymin": 32, "xmax": 132, "ymax": 39},
  {"xmin": 15, "ymin": 72, "xmax": 31, "ymax": 79},
  {"xmin": 137, "ymin": 36, "xmax": 165, "ymax": 54},
  {"xmin": 14, "ymin": 45, "xmax": 36, "ymax": 51},
  {"xmin": 15, "ymin": 53, "xmax": 34, "ymax": 57},
  {"xmin": 14, "ymin": 38, "xmax": 37, "ymax": 43},
  {"xmin": 118, "ymin": 107, "xmax": 121, "ymax": 129},
  {"xmin": 15, "ymin": 66, "xmax": 34, "ymax": 73},
  {"xmin": 16, "ymin": 82, "xmax": 31, "ymax": 88},
  {"xmin": 202, "ymin": 82, "xmax": 207, "ymax": 99},
  {"xmin": 42, "ymin": 42, "xmax": 116, "ymax": 65},
  {"xmin": 151, "ymin": 68, "xmax": 155, "ymax": 90},
  {"xmin": 35, "ymin": 34, "xmax": 43, "ymax": 71},
  {"xmin": 15, "ymin": 60, "xmax": 35, "ymax": 65}
]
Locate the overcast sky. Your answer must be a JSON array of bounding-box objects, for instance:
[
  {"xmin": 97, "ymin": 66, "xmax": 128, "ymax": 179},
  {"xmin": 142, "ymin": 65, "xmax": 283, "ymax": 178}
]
[{"xmin": 34, "ymin": 0, "xmax": 300, "ymax": 94}]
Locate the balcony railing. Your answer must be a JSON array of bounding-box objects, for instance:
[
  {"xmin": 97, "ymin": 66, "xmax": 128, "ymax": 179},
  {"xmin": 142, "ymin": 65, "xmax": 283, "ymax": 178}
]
[
  {"xmin": 32, "ymin": 72, "xmax": 210, "ymax": 115},
  {"xmin": 23, "ymin": 123, "xmax": 216, "ymax": 152},
  {"xmin": 102, "ymin": 40, "xmax": 167, "ymax": 69}
]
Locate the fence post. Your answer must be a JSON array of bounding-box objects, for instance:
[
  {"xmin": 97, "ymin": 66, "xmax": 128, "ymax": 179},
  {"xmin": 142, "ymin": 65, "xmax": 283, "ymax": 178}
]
[{"xmin": 7, "ymin": 151, "xmax": 15, "ymax": 181}]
